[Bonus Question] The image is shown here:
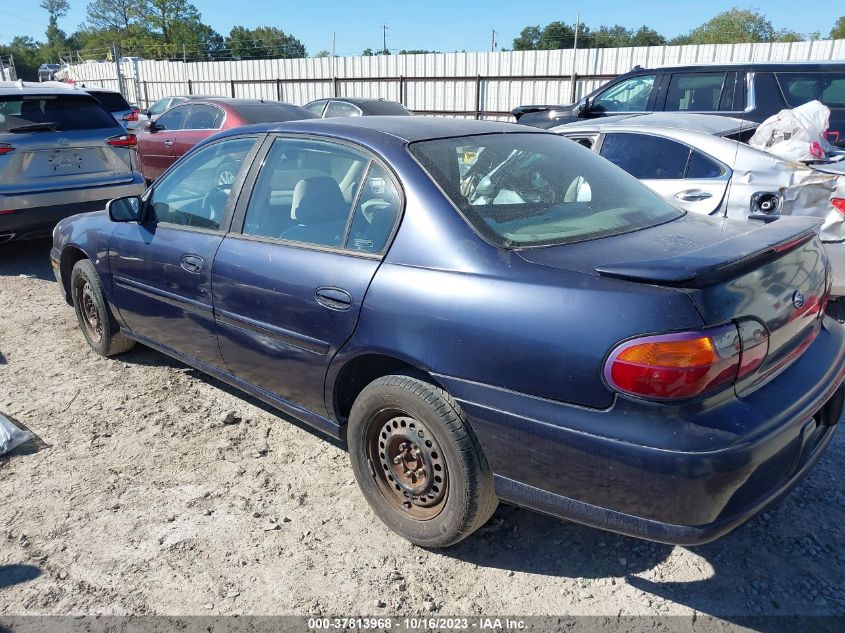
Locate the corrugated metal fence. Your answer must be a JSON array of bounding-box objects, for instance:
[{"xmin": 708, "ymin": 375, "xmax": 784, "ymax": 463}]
[{"xmin": 63, "ymin": 39, "xmax": 845, "ymax": 119}]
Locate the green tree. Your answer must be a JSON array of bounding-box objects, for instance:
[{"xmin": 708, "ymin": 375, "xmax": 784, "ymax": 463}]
[
  {"xmin": 362, "ymin": 47, "xmax": 374, "ymax": 56},
  {"xmin": 538, "ymin": 21, "xmax": 578, "ymax": 49},
  {"xmin": 680, "ymin": 8, "xmax": 775, "ymax": 44},
  {"xmin": 226, "ymin": 26, "xmax": 305, "ymax": 59},
  {"xmin": 630, "ymin": 26, "xmax": 666, "ymax": 46},
  {"xmin": 591, "ymin": 25, "xmax": 632, "ymax": 48},
  {"xmin": 85, "ymin": 0, "xmax": 144, "ymax": 32},
  {"xmin": 314, "ymin": 49, "xmax": 330, "ymax": 58},
  {"xmin": 512, "ymin": 25, "xmax": 541, "ymax": 50},
  {"xmin": 143, "ymin": 0, "xmax": 200, "ymax": 45},
  {"xmin": 40, "ymin": 0, "xmax": 70, "ymax": 61},
  {"xmin": 0, "ymin": 36, "xmax": 47, "ymax": 80},
  {"xmin": 832, "ymin": 16, "xmax": 845, "ymax": 39}
]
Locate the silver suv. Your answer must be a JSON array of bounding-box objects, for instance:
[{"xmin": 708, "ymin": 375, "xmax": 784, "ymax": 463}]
[{"xmin": 0, "ymin": 81, "xmax": 145, "ymax": 242}]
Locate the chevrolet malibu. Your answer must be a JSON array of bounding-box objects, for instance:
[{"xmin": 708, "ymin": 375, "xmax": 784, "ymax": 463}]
[{"xmin": 51, "ymin": 117, "xmax": 845, "ymax": 547}]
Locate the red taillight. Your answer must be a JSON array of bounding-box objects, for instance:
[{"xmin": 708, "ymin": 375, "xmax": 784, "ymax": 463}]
[
  {"xmin": 122, "ymin": 108, "xmax": 140, "ymax": 122},
  {"xmin": 832, "ymin": 198, "xmax": 845, "ymax": 215},
  {"xmin": 0, "ymin": 143, "xmax": 14, "ymax": 155},
  {"xmin": 604, "ymin": 321, "xmax": 770, "ymax": 400},
  {"xmin": 0, "ymin": 209, "xmax": 15, "ymax": 215},
  {"xmin": 106, "ymin": 133, "xmax": 137, "ymax": 148}
]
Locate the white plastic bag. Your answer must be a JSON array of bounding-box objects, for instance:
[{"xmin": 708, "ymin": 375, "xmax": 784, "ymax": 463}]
[
  {"xmin": 749, "ymin": 100, "xmax": 835, "ymax": 161},
  {"xmin": 0, "ymin": 413, "xmax": 33, "ymax": 456}
]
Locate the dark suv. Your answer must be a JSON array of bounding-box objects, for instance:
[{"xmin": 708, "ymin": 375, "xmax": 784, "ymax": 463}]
[{"xmin": 513, "ymin": 62, "xmax": 845, "ymax": 145}]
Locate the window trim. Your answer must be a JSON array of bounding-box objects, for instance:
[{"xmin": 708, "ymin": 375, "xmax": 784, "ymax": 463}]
[
  {"xmin": 141, "ymin": 133, "xmax": 265, "ymax": 235},
  {"xmin": 154, "ymin": 103, "xmax": 192, "ymax": 131},
  {"xmin": 228, "ymin": 132, "xmax": 406, "ymax": 259},
  {"xmin": 305, "ymin": 99, "xmax": 329, "ymax": 117}
]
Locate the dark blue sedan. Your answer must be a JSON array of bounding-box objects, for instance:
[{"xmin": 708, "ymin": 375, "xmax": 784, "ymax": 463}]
[{"xmin": 51, "ymin": 117, "xmax": 845, "ymax": 548}]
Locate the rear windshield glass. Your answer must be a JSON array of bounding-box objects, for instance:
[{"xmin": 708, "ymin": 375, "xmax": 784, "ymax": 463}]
[
  {"xmin": 89, "ymin": 91, "xmax": 131, "ymax": 112},
  {"xmin": 776, "ymin": 72, "xmax": 845, "ymax": 108},
  {"xmin": 0, "ymin": 94, "xmax": 120, "ymax": 132},
  {"xmin": 409, "ymin": 133, "xmax": 683, "ymax": 248},
  {"xmin": 233, "ymin": 104, "xmax": 318, "ymax": 123},
  {"xmin": 363, "ymin": 101, "xmax": 410, "ymax": 115}
]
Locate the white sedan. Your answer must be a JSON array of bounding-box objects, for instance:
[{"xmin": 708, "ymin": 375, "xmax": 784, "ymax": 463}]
[{"xmin": 554, "ymin": 113, "xmax": 845, "ymax": 294}]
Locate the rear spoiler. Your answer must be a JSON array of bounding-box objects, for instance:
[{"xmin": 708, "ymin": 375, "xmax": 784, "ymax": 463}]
[{"xmin": 596, "ymin": 216, "xmax": 823, "ymax": 285}]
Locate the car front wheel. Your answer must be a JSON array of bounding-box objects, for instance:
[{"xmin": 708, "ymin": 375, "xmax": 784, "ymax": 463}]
[
  {"xmin": 348, "ymin": 374, "xmax": 497, "ymax": 547},
  {"xmin": 71, "ymin": 259, "xmax": 135, "ymax": 357}
]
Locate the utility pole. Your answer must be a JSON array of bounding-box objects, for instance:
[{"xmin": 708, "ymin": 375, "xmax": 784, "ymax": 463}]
[
  {"xmin": 113, "ymin": 43, "xmax": 125, "ymax": 97},
  {"xmin": 491, "ymin": 29, "xmax": 497, "ymax": 52},
  {"xmin": 569, "ymin": 13, "xmax": 580, "ymax": 103},
  {"xmin": 381, "ymin": 24, "xmax": 388, "ymax": 55},
  {"xmin": 183, "ymin": 43, "xmax": 187, "ymax": 63}
]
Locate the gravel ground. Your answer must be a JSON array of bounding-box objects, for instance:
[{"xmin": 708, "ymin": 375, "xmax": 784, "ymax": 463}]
[{"xmin": 1, "ymin": 238, "xmax": 845, "ymax": 625}]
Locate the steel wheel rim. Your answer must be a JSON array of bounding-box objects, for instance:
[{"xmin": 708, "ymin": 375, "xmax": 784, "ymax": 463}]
[
  {"xmin": 76, "ymin": 279, "xmax": 102, "ymax": 343},
  {"xmin": 365, "ymin": 410, "xmax": 448, "ymax": 520}
]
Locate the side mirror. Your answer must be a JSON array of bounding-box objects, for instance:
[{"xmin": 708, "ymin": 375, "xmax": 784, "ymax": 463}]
[
  {"xmin": 139, "ymin": 108, "xmax": 150, "ymax": 116},
  {"xmin": 107, "ymin": 196, "xmax": 142, "ymax": 223},
  {"xmin": 144, "ymin": 120, "xmax": 160, "ymax": 133},
  {"xmin": 577, "ymin": 97, "xmax": 592, "ymax": 116}
]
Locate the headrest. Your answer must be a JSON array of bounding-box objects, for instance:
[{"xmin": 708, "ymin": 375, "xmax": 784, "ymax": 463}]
[{"xmin": 291, "ymin": 176, "xmax": 347, "ymax": 224}]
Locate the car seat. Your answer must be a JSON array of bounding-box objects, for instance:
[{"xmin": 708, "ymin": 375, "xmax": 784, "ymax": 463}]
[{"xmin": 282, "ymin": 176, "xmax": 349, "ymax": 246}]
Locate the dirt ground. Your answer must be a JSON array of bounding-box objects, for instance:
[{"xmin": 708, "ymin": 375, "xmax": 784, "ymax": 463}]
[{"xmin": 1, "ymin": 238, "xmax": 844, "ymax": 624}]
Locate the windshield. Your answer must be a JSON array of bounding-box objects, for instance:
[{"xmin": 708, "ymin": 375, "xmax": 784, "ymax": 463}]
[
  {"xmin": 409, "ymin": 133, "xmax": 683, "ymax": 248},
  {"xmin": 0, "ymin": 94, "xmax": 120, "ymax": 132}
]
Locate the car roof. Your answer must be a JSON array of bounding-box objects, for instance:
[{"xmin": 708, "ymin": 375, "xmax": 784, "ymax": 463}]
[
  {"xmin": 0, "ymin": 80, "xmax": 88, "ymax": 97},
  {"xmin": 556, "ymin": 113, "xmax": 754, "ymax": 136},
  {"xmin": 625, "ymin": 61, "xmax": 845, "ymax": 73},
  {"xmin": 220, "ymin": 115, "xmax": 547, "ymax": 143}
]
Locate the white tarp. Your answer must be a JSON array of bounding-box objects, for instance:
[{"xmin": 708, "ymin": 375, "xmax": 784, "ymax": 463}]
[{"xmin": 750, "ymin": 100, "xmax": 837, "ymax": 161}]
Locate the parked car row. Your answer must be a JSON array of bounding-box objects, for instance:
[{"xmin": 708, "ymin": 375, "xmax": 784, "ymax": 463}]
[{"xmin": 5, "ymin": 64, "xmax": 845, "ymax": 550}]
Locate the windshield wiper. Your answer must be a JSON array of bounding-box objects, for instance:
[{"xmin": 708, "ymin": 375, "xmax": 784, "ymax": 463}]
[{"xmin": 7, "ymin": 122, "xmax": 62, "ymax": 133}]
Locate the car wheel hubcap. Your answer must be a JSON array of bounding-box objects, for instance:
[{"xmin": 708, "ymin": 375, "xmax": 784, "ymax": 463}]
[
  {"xmin": 366, "ymin": 413, "xmax": 448, "ymax": 520},
  {"xmin": 77, "ymin": 280, "xmax": 102, "ymax": 342}
]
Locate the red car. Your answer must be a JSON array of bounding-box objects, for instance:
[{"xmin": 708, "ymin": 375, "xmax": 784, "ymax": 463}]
[{"xmin": 137, "ymin": 98, "xmax": 317, "ymax": 182}]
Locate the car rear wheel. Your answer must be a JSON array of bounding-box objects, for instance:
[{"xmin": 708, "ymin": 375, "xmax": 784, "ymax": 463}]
[
  {"xmin": 348, "ymin": 374, "xmax": 497, "ymax": 547},
  {"xmin": 71, "ymin": 259, "xmax": 135, "ymax": 357}
]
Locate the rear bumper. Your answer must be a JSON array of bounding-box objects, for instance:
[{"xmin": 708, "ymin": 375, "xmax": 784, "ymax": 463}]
[
  {"xmin": 435, "ymin": 317, "xmax": 845, "ymax": 544},
  {"xmin": 0, "ymin": 178, "xmax": 144, "ymax": 240}
]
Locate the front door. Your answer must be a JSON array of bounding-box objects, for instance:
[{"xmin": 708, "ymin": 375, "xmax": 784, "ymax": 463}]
[
  {"xmin": 109, "ymin": 135, "xmax": 258, "ymax": 367},
  {"xmin": 212, "ymin": 136, "xmax": 402, "ymax": 415},
  {"xmin": 139, "ymin": 104, "xmax": 189, "ymax": 180}
]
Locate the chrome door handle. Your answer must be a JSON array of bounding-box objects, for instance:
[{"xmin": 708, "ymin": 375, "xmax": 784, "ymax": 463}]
[
  {"xmin": 164, "ymin": 139, "xmax": 174, "ymax": 147},
  {"xmin": 180, "ymin": 254, "xmax": 204, "ymax": 273},
  {"xmin": 315, "ymin": 287, "xmax": 352, "ymax": 311},
  {"xmin": 676, "ymin": 191, "xmax": 712, "ymax": 202}
]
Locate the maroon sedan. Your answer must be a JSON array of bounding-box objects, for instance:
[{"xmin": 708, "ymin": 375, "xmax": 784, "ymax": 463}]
[{"xmin": 137, "ymin": 98, "xmax": 317, "ymax": 182}]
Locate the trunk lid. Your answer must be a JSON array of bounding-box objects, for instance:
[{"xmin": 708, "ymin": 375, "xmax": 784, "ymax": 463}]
[
  {"xmin": 0, "ymin": 128, "xmax": 135, "ymax": 194},
  {"xmin": 518, "ymin": 214, "xmax": 829, "ymax": 394}
]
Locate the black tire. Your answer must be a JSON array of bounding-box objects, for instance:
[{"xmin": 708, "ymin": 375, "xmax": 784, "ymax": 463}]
[
  {"xmin": 348, "ymin": 374, "xmax": 498, "ymax": 547},
  {"xmin": 70, "ymin": 259, "xmax": 135, "ymax": 357}
]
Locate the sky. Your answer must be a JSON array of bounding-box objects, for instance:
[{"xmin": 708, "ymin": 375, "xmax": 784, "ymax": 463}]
[{"xmin": 1, "ymin": 1, "xmax": 842, "ymax": 54}]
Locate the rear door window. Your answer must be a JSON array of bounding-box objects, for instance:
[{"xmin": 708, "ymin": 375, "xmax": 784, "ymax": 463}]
[
  {"xmin": 664, "ymin": 73, "xmax": 727, "ymax": 112},
  {"xmin": 776, "ymin": 72, "xmax": 845, "ymax": 108},
  {"xmin": 599, "ymin": 133, "xmax": 725, "ymax": 180},
  {"xmin": 305, "ymin": 100, "xmax": 328, "ymax": 116},
  {"xmin": 0, "ymin": 94, "xmax": 120, "ymax": 132},
  {"xmin": 324, "ymin": 101, "xmax": 362, "ymax": 118},
  {"xmin": 183, "ymin": 104, "xmax": 223, "ymax": 129},
  {"xmin": 592, "ymin": 75, "xmax": 655, "ymax": 113}
]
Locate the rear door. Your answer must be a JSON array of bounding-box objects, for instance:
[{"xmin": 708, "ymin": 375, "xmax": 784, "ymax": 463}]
[
  {"xmin": 138, "ymin": 104, "xmax": 188, "ymax": 180},
  {"xmin": 598, "ymin": 132, "xmax": 730, "ymax": 215},
  {"xmin": 109, "ymin": 135, "xmax": 259, "ymax": 367},
  {"xmin": 0, "ymin": 92, "xmax": 134, "ymax": 197},
  {"xmin": 212, "ymin": 135, "xmax": 402, "ymax": 415}
]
